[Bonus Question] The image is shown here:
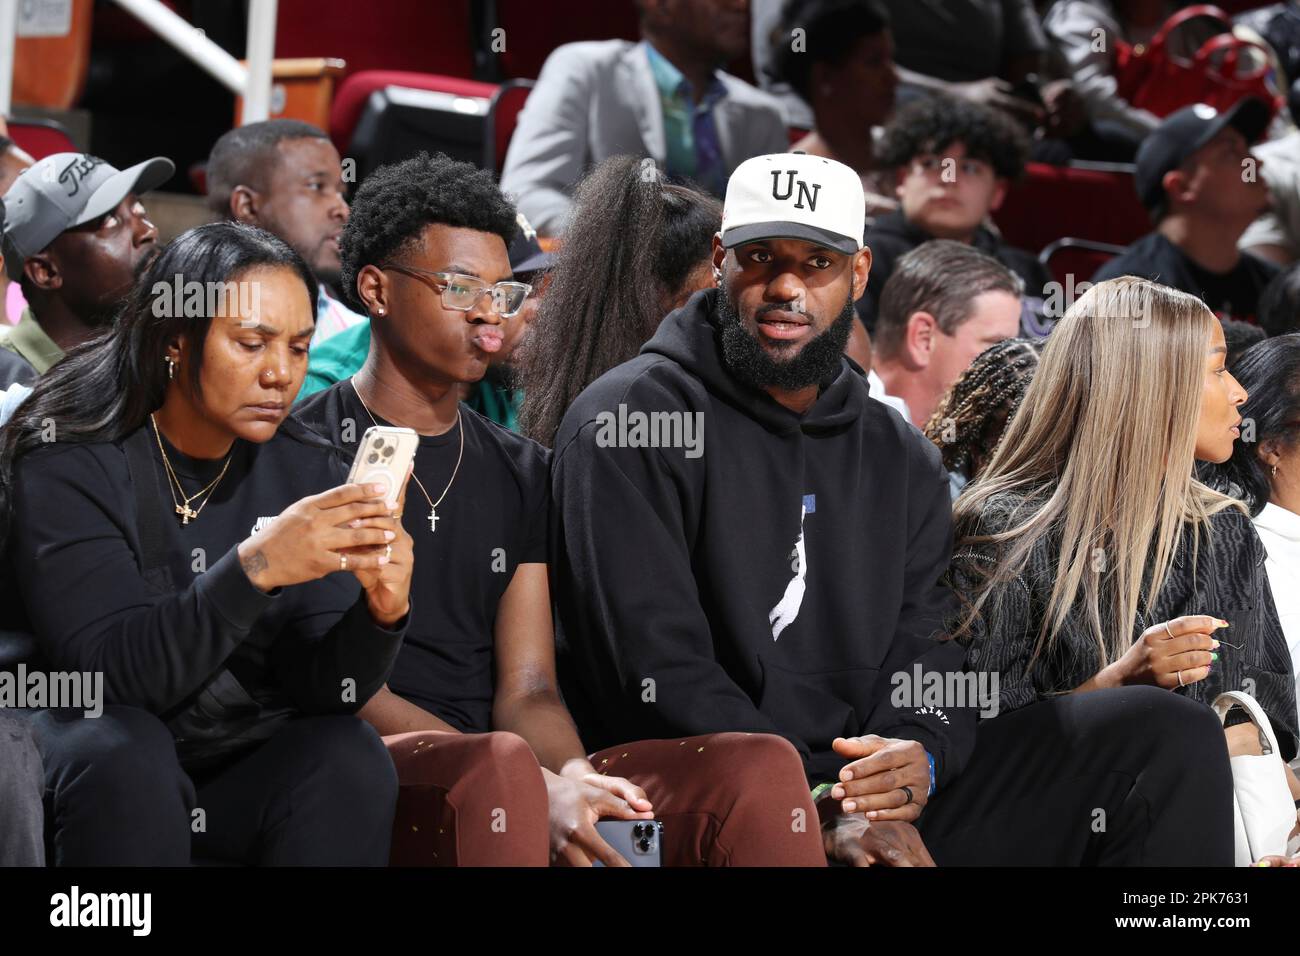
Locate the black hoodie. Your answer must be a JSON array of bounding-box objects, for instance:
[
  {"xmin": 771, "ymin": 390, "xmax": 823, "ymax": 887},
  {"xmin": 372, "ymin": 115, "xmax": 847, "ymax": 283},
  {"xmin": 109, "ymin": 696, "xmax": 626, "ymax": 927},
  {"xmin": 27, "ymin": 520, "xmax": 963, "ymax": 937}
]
[{"xmin": 551, "ymin": 288, "xmax": 977, "ymax": 785}]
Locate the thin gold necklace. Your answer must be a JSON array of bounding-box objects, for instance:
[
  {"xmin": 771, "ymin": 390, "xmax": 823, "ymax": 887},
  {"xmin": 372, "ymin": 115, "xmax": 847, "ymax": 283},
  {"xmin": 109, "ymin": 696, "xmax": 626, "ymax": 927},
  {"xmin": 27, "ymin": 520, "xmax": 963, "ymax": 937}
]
[
  {"xmin": 150, "ymin": 414, "xmax": 234, "ymax": 525},
  {"xmin": 351, "ymin": 378, "xmax": 462, "ymax": 533}
]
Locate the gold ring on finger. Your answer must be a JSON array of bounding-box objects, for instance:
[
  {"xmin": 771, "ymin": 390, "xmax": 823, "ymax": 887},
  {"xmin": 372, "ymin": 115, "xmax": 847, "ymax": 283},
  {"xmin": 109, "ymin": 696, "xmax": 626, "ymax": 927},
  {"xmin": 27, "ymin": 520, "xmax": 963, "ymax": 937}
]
[{"xmin": 340, "ymin": 553, "xmax": 348, "ymax": 571}]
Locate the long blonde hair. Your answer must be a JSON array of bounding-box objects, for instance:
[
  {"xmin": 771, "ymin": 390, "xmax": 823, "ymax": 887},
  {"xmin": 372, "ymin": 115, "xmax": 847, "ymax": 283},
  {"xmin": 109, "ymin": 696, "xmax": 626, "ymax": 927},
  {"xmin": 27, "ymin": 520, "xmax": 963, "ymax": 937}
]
[{"xmin": 951, "ymin": 276, "xmax": 1242, "ymax": 670}]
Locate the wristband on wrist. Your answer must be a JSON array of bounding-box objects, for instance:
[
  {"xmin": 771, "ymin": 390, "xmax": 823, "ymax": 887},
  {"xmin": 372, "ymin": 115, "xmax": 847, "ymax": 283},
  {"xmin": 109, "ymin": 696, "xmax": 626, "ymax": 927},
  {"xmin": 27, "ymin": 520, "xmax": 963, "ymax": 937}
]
[
  {"xmin": 926, "ymin": 751, "xmax": 936, "ymax": 797},
  {"xmin": 811, "ymin": 781, "xmax": 835, "ymax": 802}
]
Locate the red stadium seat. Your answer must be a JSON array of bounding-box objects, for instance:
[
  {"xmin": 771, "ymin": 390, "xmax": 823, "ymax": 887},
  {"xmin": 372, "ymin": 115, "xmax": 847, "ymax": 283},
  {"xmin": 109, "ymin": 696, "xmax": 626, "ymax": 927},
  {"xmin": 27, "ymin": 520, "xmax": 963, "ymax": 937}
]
[
  {"xmin": 330, "ymin": 71, "xmax": 499, "ymax": 154},
  {"xmin": 494, "ymin": 0, "xmax": 640, "ymax": 79},
  {"xmin": 7, "ymin": 118, "xmax": 80, "ymax": 159},
  {"xmin": 993, "ymin": 161, "xmax": 1151, "ymax": 255},
  {"xmin": 484, "ymin": 79, "xmax": 535, "ymax": 175},
  {"xmin": 275, "ymin": 0, "xmax": 475, "ymax": 80},
  {"xmin": 1039, "ymin": 237, "xmax": 1127, "ymax": 289}
]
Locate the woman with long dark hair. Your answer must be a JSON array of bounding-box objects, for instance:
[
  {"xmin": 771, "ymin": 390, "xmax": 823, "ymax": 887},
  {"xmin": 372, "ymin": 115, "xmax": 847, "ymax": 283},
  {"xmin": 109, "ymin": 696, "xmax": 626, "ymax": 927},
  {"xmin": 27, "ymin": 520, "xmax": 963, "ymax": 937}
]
[
  {"xmin": 1204, "ymin": 334, "xmax": 1300, "ymax": 725},
  {"xmin": 3, "ymin": 221, "xmax": 414, "ymax": 865},
  {"xmin": 517, "ymin": 156, "xmax": 721, "ymax": 447}
]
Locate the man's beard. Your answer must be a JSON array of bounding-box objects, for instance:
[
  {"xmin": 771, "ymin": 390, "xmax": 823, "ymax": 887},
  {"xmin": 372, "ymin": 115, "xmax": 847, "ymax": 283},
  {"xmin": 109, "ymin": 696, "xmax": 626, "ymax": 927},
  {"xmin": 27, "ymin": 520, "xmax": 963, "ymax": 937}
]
[{"xmin": 717, "ymin": 283, "xmax": 856, "ymax": 392}]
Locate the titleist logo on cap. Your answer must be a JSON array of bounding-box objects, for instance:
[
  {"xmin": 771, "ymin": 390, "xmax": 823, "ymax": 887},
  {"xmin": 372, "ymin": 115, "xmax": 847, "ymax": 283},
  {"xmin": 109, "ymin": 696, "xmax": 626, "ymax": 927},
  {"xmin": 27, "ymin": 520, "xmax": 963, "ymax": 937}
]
[{"xmin": 57, "ymin": 156, "xmax": 105, "ymax": 198}]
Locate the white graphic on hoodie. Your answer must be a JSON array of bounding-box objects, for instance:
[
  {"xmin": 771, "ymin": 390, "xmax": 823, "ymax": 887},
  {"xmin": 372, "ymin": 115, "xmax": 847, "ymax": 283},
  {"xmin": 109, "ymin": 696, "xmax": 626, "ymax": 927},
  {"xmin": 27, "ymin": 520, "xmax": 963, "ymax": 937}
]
[{"xmin": 769, "ymin": 504, "xmax": 807, "ymax": 640}]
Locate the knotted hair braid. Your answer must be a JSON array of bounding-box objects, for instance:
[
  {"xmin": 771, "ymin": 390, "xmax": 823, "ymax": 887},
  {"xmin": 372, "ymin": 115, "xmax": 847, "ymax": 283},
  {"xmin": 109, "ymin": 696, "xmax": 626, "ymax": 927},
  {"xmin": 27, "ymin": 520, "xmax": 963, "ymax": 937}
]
[{"xmin": 923, "ymin": 338, "xmax": 1042, "ymax": 478}]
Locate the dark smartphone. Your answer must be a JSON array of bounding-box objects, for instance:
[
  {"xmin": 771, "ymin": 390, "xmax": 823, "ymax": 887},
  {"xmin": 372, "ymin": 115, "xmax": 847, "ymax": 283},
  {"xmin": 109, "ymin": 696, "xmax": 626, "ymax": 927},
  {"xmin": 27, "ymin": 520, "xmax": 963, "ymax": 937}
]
[{"xmin": 592, "ymin": 820, "xmax": 664, "ymax": 867}]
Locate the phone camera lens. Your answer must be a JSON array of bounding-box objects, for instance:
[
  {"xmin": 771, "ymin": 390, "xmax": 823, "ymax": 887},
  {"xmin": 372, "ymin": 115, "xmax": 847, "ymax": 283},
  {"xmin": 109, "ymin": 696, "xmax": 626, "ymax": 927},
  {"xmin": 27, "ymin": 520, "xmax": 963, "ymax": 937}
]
[
  {"xmin": 638, "ymin": 838, "xmax": 651, "ymax": 852},
  {"xmin": 372, "ymin": 437, "xmax": 384, "ymax": 449},
  {"xmin": 382, "ymin": 446, "xmax": 394, "ymax": 458},
  {"xmin": 367, "ymin": 452, "xmax": 379, "ymax": 464}
]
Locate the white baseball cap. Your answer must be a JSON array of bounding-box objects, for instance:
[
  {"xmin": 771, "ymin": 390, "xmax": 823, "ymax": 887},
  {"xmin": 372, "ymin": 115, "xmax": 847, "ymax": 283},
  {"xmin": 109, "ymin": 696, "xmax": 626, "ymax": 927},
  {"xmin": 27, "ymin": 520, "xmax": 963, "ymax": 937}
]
[{"xmin": 720, "ymin": 152, "xmax": 865, "ymax": 256}]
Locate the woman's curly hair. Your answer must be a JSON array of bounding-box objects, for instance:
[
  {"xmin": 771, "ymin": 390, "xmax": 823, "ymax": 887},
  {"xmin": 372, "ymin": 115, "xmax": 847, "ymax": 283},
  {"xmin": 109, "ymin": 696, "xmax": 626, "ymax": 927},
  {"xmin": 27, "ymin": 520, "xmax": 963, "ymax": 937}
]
[{"xmin": 923, "ymin": 337, "xmax": 1042, "ymax": 479}]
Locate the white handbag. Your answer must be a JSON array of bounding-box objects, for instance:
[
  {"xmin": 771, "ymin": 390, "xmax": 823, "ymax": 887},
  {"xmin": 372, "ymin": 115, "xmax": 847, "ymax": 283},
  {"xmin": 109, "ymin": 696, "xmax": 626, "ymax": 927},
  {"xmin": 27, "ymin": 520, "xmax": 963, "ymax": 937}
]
[{"xmin": 1212, "ymin": 691, "xmax": 1297, "ymax": 865}]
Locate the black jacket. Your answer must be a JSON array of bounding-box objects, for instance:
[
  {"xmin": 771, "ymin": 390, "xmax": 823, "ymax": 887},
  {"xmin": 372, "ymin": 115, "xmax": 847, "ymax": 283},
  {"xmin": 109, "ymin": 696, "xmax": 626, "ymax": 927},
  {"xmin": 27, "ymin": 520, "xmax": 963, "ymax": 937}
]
[
  {"xmin": 551, "ymin": 288, "xmax": 977, "ymax": 784},
  {"xmin": 950, "ymin": 491, "xmax": 1299, "ymax": 759},
  {"xmin": 858, "ymin": 210, "xmax": 1051, "ymax": 332},
  {"xmin": 9, "ymin": 420, "xmax": 406, "ymax": 769}
]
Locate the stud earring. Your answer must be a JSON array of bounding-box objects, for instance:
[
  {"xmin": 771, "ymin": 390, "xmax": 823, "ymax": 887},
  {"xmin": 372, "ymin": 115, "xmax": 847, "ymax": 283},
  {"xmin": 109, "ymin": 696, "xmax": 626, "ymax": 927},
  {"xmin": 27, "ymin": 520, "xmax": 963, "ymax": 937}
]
[
  {"xmin": 377, "ymin": 307, "xmax": 385, "ymax": 316},
  {"xmin": 1272, "ymin": 464, "xmax": 1279, "ymax": 478},
  {"xmin": 166, "ymin": 357, "xmax": 175, "ymax": 380}
]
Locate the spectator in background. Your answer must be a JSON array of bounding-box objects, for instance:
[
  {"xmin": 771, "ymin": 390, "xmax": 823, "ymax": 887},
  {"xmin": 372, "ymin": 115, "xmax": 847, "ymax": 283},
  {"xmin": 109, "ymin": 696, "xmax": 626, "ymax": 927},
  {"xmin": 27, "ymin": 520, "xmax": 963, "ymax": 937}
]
[
  {"xmin": 0, "ymin": 203, "xmax": 35, "ymax": 388},
  {"xmin": 860, "ymin": 96, "xmax": 1048, "ymax": 331},
  {"xmin": 1258, "ymin": 262, "xmax": 1300, "ymax": 338},
  {"xmin": 1221, "ymin": 316, "xmax": 1266, "ymax": 364},
  {"xmin": 878, "ymin": 0, "xmax": 1090, "ymax": 135},
  {"xmin": 1204, "ymin": 334, "xmax": 1300, "ymax": 725},
  {"xmin": 750, "ymin": 0, "xmax": 815, "ymax": 127},
  {"xmin": 300, "ymin": 206, "xmax": 553, "ymax": 434},
  {"xmin": 1241, "ymin": 127, "xmax": 1300, "ymax": 267},
  {"xmin": 870, "ymin": 240, "xmax": 1023, "ymax": 428},
  {"xmin": 768, "ymin": 0, "xmax": 898, "ymax": 216},
  {"xmin": 206, "ymin": 120, "xmax": 364, "ymax": 346},
  {"xmin": 1093, "ymin": 99, "xmax": 1277, "ymax": 321},
  {"xmin": 518, "ymin": 156, "xmax": 721, "ymax": 448},
  {"xmin": 923, "ymin": 337, "xmax": 1040, "ymax": 500},
  {"xmin": 499, "ymin": 0, "xmax": 787, "ymax": 236},
  {"xmin": 0, "ymin": 152, "xmax": 170, "ymax": 386},
  {"xmin": 1042, "ymin": 0, "xmax": 1174, "ymax": 161},
  {"xmin": 0, "ymin": 135, "xmax": 34, "ymax": 326},
  {"xmin": 0, "ymin": 136, "xmax": 33, "ymax": 197}
]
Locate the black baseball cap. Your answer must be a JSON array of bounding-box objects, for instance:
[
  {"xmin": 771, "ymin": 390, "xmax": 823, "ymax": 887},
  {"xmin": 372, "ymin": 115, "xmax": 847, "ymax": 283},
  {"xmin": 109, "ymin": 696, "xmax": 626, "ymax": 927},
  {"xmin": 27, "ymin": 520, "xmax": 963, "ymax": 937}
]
[{"xmin": 1135, "ymin": 98, "xmax": 1271, "ymax": 211}]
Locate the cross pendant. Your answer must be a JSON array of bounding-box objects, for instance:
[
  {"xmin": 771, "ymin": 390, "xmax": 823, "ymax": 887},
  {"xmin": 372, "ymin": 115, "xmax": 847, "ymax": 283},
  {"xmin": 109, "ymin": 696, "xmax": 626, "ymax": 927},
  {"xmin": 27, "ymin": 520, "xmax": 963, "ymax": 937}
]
[
  {"xmin": 429, "ymin": 508, "xmax": 439, "ymax": 533},
  {"xmin": 176, "ymin": 503, "xmax": 197, "ymax": 525}
]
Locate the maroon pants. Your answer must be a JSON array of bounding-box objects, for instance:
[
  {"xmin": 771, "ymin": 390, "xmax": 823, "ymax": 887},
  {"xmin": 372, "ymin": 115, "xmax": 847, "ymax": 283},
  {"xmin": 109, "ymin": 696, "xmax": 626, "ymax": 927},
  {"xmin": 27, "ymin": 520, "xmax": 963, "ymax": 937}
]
[{"xmin": 384, "ymin": 730, "xmax": 825, "ymax": 867}]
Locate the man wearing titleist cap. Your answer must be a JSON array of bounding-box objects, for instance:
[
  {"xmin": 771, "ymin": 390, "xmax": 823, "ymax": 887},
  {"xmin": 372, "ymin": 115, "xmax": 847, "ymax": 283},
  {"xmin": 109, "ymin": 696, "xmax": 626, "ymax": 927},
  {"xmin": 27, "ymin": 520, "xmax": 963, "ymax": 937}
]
[
  {"xmin": 1093, "ymin": 98, "xmax": 1278, "ymax": 322},
  {"xmin": 0, "ymin": 152, "xmax": 172, "ymax": 384},
  {"xmin": 553, "ymin": 153, "xmax": 1219, "ymax": 866}
]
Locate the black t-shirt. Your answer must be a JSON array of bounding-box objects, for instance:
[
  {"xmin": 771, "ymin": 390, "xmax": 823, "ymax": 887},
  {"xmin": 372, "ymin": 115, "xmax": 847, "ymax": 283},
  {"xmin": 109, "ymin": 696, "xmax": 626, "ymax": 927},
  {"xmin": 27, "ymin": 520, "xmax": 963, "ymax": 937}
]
[
  {"xmin": 1091, "ymin": 232, "xmax": 1279, "ymax": 322},
  {"xmin": 9, "ymin": 421, "xmax": 405, "ymax": 768},
  {"xmin": 293, "ymin": 381, "xmax": 551, "ymax": 732}
]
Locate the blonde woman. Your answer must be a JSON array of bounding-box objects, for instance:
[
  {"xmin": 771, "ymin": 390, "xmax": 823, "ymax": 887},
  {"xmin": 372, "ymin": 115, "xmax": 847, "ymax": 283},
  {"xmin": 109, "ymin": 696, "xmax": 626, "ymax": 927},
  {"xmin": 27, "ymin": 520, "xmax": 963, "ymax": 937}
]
[{"xmin": 948, "ymin": 277, "xmax": 1299, "ymax": 862}]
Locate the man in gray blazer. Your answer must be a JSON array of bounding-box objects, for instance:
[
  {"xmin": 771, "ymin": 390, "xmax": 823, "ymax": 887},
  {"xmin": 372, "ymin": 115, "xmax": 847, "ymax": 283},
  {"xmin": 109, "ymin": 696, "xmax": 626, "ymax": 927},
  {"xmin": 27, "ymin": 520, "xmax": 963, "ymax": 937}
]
[{"xmin": 499, "ymin": 0, "xmax": 789, "ymax": 236}]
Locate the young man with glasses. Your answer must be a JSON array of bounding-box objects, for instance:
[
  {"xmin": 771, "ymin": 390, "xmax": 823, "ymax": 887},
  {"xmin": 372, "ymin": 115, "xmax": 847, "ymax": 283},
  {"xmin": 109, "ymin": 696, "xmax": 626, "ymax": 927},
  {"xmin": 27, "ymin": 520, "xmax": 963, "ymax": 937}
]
[
  {"xmin": 293, "ymin": 152, "xmax": 824, "ymax": 867},
  {"xmin": 297, "ymin": 208, "xmax": 553, "ymax": 434},
  {"xmin": 857, "ymin": 95, "xmax": 1048, "ymax": 332}
]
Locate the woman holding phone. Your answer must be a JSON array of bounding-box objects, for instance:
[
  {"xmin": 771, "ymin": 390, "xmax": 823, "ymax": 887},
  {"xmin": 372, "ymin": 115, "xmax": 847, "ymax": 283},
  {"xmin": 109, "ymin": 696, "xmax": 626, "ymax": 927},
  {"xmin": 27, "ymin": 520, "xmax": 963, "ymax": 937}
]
[{"xmin": 0, "ymin": 222, "xmax": 414, "ymax": 865}]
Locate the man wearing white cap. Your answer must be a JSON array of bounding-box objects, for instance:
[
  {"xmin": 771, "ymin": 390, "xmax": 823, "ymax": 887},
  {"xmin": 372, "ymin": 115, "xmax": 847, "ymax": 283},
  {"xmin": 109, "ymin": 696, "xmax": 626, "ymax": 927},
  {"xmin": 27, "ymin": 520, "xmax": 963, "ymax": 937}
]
[
  {"xmin": 0, "ymin": 152, "xmax": 172, "ymax": 383},
  {"xmin": 551, "ymin": 153, "xmax": 1228, "ymax": 867},
  {"xmin": 550, "ymin": 152, "xmax": 962, "ymax": 865}
]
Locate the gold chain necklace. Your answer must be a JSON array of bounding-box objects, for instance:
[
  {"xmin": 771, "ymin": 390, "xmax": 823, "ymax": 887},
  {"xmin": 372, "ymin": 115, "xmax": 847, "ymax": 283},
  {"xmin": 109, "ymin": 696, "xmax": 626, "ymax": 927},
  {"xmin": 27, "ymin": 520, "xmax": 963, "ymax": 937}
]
[
  {"xmin": 351, "ymin": 378, "xmax": 462, "ymax": 533},
  {"xmin": 150, "ymin": 414, "xmax": 234, "ymax": 525}
]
